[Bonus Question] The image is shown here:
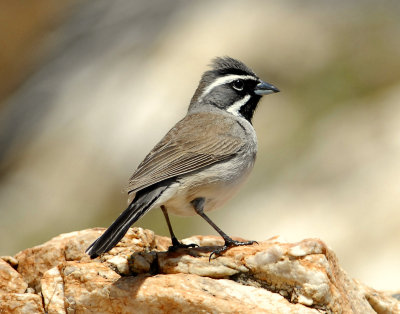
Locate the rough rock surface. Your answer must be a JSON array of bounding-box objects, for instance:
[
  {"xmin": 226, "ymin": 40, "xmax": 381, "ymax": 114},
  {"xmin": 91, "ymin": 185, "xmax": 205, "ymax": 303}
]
[
  {"xmin": 0, "ymin": 228, "xmax": 398, "ymax": 313},
  {"xmin": 0, "ymin": 257, "xmax": 27, "ymax": 294}
]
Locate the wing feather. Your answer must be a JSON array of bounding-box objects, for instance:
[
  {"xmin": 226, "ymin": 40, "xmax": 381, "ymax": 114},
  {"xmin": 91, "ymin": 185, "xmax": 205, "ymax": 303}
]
[{"xmin": 127, "ymin": 113, "xmax": 245, "ymax": 194}]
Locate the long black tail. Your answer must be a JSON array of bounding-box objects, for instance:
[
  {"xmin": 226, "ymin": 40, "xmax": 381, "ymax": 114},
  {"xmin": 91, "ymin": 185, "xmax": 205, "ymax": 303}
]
[{"xmin": 86, "ymin": 183, "xmax": 169, "ymax": 259}]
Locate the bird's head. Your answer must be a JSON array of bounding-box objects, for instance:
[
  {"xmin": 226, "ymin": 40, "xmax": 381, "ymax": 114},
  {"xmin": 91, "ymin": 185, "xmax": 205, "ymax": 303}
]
[{"xmin": 189, "ymin": 56, "xmax": 279, "ymax": 122}]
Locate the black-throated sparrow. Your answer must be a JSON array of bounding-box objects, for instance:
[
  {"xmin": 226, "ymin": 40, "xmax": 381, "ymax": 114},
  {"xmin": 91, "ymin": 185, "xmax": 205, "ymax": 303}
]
[{"xmin": 86, "ymin": 56, "xmax": 279, "ymax": 259}]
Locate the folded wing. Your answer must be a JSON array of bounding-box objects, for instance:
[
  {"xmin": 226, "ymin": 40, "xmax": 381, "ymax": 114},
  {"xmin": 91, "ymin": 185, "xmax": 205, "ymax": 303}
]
[{"xmin": 127, "ymin": 112, "xmax": 245, "ymax": 195}]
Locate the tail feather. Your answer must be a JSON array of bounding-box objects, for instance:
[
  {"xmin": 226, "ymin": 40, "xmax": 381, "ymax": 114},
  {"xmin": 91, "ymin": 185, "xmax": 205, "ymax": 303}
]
[{"xmin": 86, "ymin": 183, "xmax": 169, "ymax": 259}]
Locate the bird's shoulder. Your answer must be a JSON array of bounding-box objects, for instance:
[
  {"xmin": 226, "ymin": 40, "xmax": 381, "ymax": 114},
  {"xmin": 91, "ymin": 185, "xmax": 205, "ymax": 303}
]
[{"xmin": 167, "ymin": 111, "xmax": 249, "ymax": 147}]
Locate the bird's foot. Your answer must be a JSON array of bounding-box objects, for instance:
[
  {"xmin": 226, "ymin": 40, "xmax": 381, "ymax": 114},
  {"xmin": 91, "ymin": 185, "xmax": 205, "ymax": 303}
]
[
  {"xmin": 209, "ymin": 239, "xmax": 257, "ymax": 261},
  {"xmin": 168, "ymin": 237, "xmax": 198, "ymax": 252}
]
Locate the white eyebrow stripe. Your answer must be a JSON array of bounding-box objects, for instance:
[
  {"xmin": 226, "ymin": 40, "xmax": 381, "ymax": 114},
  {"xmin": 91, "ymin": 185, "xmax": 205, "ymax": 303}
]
[
  {"xmin": 199, "ymin": 74, "xmax": 258, "ymax": 101},
  {"xmin": 227, "ymin": 94, "xmax": 251, "ymax": 117}
]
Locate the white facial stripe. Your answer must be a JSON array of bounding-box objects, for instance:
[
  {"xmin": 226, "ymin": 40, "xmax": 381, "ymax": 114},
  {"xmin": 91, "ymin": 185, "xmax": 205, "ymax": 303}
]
[
  {"xmin": 199, "ymin": 74, "xmax": 257, "ymax": 101},
  {"xmin": 227, "ymin": 95, "xmax": 251, "ymax": 117}
]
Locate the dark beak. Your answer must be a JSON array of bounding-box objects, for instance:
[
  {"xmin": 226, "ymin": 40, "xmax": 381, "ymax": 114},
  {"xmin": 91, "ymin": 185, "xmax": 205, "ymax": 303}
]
[{"xmin": 254, "ymin": 80, "xmax": 280, "ymax": 95}]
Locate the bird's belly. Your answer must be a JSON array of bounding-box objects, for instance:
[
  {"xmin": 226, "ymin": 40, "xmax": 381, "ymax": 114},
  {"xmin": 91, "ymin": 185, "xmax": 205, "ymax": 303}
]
[{"xmin": 157, "ymin": 153, "xmax": 256, "ymax": 216}]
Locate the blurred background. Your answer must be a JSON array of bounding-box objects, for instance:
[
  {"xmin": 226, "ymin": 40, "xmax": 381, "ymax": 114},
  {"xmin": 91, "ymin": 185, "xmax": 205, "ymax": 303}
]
[{"xmin": 1, "ymin": 0, "xmax": 399, "ymax": 290}]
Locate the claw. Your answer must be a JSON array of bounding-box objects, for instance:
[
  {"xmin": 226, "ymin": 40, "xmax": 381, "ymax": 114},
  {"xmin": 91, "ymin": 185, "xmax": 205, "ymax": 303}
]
[{"xmin": 208, "ymin": 239, "xmax": 256, "ymax": 262}]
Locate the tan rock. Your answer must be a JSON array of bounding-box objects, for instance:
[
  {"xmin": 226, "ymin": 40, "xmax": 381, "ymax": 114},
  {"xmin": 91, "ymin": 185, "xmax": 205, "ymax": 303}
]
[
  {"xmin": 0, "ymin": 293, "xmax": 44, "ymax": 313},
  {"xmin": 0, "ymin": 255, "xmax": 19, "ymax": 268},
  {"xmin": 15, "ymin": 228, "xmax": 123, "ymax": 292},
  {"xmin": 62, "ymin": 261, "xmax": 121, "ymax": 313},
  {"xmin": 3, "ymin": 228, "xmax": 399, "ymax": 313},
  {"xmin": 110, "ymin": 273, "xmax": 320, "ymax": 313},
  {"xmin": 41, "ymin": 266, "xmax": 65, "ymax": 314},
  {"xmin": 15, "ymin": 229, "xmax": 97, "ymax": 292},
  {"xmin": 155, "ymin": 237, "xmax": 376, "ymax": 313},
  {"xmin": 358, "ymin": 282, "xmax": 400, "ymax": 313},
  {"xmin": 0, "ymin": 258, "xmax": 27, "ymax": 294},
  {"xmin": 46, "ymin": 261, "xmax": 317, "ymax": 313}
]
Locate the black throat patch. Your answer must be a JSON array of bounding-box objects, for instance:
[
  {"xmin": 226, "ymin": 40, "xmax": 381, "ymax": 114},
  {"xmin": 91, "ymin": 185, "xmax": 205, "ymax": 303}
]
[{"xmin": 238, "ymin": 95, "xmax": 262, "ymax": 123}]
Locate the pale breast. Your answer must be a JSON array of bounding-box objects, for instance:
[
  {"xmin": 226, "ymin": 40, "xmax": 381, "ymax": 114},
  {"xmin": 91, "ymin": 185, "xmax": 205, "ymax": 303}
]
[{"xmin": 159, "ymin": 119, "xmax": 258, "ymax": 216}]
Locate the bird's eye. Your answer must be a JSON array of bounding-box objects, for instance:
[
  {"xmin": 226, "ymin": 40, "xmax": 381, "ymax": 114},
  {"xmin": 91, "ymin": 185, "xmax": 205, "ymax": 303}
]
[{"xmin": 232, "ymin": 79, "xmax": 244, "ymax": 91}]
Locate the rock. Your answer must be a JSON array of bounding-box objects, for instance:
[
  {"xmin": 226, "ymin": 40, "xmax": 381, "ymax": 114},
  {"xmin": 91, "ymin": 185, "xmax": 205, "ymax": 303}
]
[
  {"xmin": 41, "ymin": 266, "xmax": 65, "ymax": 314},
  {"xmin": 14, "ymin": 228, "xmax": 104, "ymax": 292},
  {"xmin": 2, "ymin": 228, "xmax": 398, "ymax": 313},
  {"xmin": 110, "ymin": 273, "xmax": 320, "ymax": 313},
  {"xmin": 155, "ymin": 237, "xmax": 375, "ymax": 313},
  {"xmin": 0, "ymin": 255, "xmax": 19, "ymax": 268},
  {"xmin": 0, "ymin": 258, "xmax": 27, "ymax": 294},
  {"xmin": 358, "ymin": 282, "xmax": 400, "ymax": 313},
  {"xmin": 0, "ymin": 293, "xmax": 44, "ymax": 313},
  {"xmin": 61, "ymin": 262, "xmax": 121, "ymax": 313},
  {"xmin": 41, "ymin": 260, "xmax": 318, "ymax": 313}
]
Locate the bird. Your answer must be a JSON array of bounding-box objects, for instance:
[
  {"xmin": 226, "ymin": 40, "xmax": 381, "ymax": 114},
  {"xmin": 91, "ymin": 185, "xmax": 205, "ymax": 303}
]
[{"xmin": 86, "ymin": 56, "xmax": 279, "ymax": 259}]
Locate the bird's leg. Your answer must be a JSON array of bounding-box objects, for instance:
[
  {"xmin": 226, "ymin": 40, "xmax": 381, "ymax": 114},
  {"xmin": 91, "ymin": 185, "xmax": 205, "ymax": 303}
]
[
  {"xmin": 161, "ymin": 205, "xmax": 198, "ymax": 251},
  {"xmin": 191, "ymin": 197, "xmax": 256, "ymax": 260}
]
